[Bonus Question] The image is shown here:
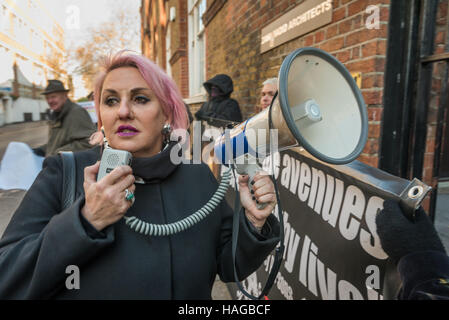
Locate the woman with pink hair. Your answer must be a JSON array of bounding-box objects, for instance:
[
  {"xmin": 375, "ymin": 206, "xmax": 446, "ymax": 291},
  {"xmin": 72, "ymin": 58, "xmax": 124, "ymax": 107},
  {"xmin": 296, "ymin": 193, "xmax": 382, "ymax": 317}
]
[{"xmin": 0, "ymin": 52, "xmax": 280, "ymax": 299}]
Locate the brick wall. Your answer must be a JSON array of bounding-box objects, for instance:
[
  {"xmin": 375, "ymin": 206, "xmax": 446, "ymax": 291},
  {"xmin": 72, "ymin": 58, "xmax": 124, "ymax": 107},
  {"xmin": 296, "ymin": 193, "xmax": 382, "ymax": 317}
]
[
  {"xmin": 205, "ymin": 0, "xmax": 390, "ymax": 167},
  {"xmin": 141, "ymin": 0, "xmax": 189, "ymax": 98},
  {"xmin": 167, "ymin": 0, "xmax": 189, "ymax": 98}
]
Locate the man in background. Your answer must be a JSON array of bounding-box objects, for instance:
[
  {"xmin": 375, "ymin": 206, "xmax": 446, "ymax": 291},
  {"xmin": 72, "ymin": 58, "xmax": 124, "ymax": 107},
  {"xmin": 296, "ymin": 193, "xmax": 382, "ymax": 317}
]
[
  {"xmin": 33, "ymin": 80, "xmax": 96, "ymax": 157},
  {"xmin": 258, "ymin": 78, "xmax": 278, "ymax": 113}
]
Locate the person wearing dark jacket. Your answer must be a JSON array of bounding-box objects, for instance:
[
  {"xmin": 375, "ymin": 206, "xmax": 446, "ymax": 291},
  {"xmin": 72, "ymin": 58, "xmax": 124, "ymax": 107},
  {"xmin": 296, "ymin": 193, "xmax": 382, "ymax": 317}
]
[
  {"xmin": 195, "ymin": 74, "xmax": 243, "ymax": 128},
  {"xmin": 0, "ymin": 52, "xmax": 280, "ymax": 299},
  {"xmin": 376, "ymin": 200, "xmax": 449, "ymax": 300},
  {"xmin": 33, "ymin": 80, "xmax": 96, "ymax": 157}
]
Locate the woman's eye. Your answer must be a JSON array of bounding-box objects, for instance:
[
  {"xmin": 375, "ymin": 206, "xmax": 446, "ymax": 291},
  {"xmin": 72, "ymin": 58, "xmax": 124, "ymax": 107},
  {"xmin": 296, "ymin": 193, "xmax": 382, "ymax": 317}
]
[
  {"xmin": 105, "ymin": 97, "xmax": 119, "ymax": 106},
  {"xmin": 134, "ymin": 96, "xmax": 150, "ymax": 104}
]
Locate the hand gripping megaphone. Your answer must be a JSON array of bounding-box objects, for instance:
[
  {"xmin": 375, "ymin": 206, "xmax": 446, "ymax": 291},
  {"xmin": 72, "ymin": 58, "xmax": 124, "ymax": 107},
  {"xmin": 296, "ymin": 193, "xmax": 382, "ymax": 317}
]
[{"xmin": 214, "ymin": 47, "xmax": 369, "ymax": 208}]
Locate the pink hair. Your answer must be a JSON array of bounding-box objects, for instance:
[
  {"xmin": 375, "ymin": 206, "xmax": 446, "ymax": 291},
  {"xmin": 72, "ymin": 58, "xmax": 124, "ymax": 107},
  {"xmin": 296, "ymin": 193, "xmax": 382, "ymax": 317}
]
[{"xmin": 93, "ymin": 51, "xmax": 189, "ymax": 131}]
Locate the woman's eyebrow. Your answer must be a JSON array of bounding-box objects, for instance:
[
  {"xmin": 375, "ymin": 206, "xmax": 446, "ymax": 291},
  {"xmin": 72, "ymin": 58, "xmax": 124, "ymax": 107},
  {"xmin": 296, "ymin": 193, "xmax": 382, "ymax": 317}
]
[
  {"xmin": 130, "ymin": 87, "xmax": 151, "ymax": 94},
  {"xmin": 102, "ymin": 88, "xmax": 151, "ymax": 95},
  {"xmin": 103, "ymin": 88, "xmax": 118, "ymax": 94}
]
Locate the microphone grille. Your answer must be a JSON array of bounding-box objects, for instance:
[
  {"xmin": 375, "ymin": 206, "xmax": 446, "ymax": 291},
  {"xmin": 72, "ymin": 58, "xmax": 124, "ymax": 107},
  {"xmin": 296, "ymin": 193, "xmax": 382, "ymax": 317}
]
[{"xmin": 107, "ymin": 153, "xmax": 120, "ymax": 167}]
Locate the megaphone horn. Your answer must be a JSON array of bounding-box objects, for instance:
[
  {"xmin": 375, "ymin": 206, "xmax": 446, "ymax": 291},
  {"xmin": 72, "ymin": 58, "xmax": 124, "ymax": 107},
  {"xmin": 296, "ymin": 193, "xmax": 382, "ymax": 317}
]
[{"xmin": 214, "ymin": 47, "xmax": 369, "ymax": 208}]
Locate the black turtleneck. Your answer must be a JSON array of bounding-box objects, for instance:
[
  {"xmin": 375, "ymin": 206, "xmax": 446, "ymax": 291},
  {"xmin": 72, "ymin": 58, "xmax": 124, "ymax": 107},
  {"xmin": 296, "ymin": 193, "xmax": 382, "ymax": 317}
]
[{"xmin": 130, "ymin": 142, "xmax": 179, "ymax": 183}]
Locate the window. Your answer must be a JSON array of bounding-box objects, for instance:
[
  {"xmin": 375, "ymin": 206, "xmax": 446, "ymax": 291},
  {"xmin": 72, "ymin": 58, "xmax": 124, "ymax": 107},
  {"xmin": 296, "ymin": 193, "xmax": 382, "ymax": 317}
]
[{"xmin": 188, "ymin": 0, "xmax": 206, "ymax": 97}]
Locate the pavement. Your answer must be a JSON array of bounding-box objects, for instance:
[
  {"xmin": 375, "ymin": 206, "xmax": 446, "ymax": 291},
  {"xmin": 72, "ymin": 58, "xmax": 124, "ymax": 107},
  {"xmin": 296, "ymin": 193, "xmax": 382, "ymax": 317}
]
[
  {"xmin": 0, "ymin": 121, "xmax": 48, "ymax": 235},
  {"xmin": 0, "ymin": 121, "xmax": 48, "ymax": 159}
]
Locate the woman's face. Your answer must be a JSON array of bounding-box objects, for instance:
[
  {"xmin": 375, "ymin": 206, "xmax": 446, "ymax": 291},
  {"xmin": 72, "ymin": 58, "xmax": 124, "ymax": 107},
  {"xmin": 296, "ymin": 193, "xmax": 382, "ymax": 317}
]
[{"xmin": 100, "ymin": 67, "xmax": 170, "ymax": 158}]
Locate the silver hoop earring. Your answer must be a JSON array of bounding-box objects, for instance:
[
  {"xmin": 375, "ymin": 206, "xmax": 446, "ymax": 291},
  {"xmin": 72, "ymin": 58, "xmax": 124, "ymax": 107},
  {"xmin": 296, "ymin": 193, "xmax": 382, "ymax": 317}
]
[
  {"xmin": 162, "ymin": 123, "xmax": 172, "ymax": 147},
  {"xmin": 162, "ymin": 123, "xmax": 172, "ymax": 135}
]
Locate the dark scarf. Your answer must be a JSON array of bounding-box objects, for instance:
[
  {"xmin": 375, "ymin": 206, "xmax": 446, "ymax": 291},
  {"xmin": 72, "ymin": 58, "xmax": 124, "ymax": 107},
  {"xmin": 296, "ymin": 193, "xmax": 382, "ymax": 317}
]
[{"xmin": 130, "ymin": 142, "xmax": 180, "ymax": 183}]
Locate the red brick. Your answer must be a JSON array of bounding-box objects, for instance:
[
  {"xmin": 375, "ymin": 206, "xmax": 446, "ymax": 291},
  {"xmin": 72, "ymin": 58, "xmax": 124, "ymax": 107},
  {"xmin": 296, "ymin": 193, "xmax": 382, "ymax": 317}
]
[
  {"xmin": 423, "ymin": 166, "xmax": 434, "ymax": 184},
  {"xmin": 315, "ymin": 30, "xmax": 325, "ymax": 43},
  {"xmin": 426, "ymin": 139, "xmax": 436, "ymax": 153},
  {"xmin": 348, "ymin": 24, "xmax": 388, "ymax": 46},
  {"xmin": 333, "ymin": 7, "xmax": 346, "ymax": 23},
  {"xmin": 348, "ymin": 0, "xmax": 391, "ymax": 17},
  {"xmin": 351, "ymin": 46, "xmax": 361, "ymax": 59},
  {"xmin": 348, "ymin": 0, "xmax": 369, "ymax": 17},
  {"xmin": 438, "ymin": 1, "xmax": 448, "ymax": 21},
  {"xmin": 326, "ymin": 24, "xmax": 338, "ymax": 39},
  {"xmin": 367, "ymin": 107, "xmax": 383, "ymax": 121},
  {"xmin": 363, "ymin": 138, "xmax": 379, "ymax": 154},
  {"xmin": 432, "ymin": 78, "xmax": 441, "ymax": 92},
  {"xmin": 357, "ymin": 154, "xmax": 379, "ymax": 167},
  {"xmin": 362, "ymin": 40, "xmax": 387, "ymax": 57},
  {"xmin": 339, "ymin": 18, "xmax": 352, "ymax": 34},
  {"xmin": 435, "ymin": 31, "xmax": 445, "ymax": 45},
  {"xmin": 368, "ymin": 122, "xmax": 381, "ymax": 138},
  {"xmin": 332, "ymin": 0, "xmax": 341, "ymax": 8},
  {"xmin": 304, "ymin": 34, "xmax": 314, "ymax": 46},
  {"xmin": 319, "ymin": 36, "xmax": 345, "ymax": 52},
  {"xmin": 336, "ymin": 49, "xmax": 351, "ymax": 63},
  {"xmin": 424, "ymin": 153, "xmax": 435, "ymax": 167},
  {"xmin": 380, "ymin": 6, "xmax": 390, "ymax": 22},
  {"xmin": 345, "ymin": 57, "xmax": 385, "ymax": 74},
  {"xmin": 362, "ymin": 73, "xmax": 384, "ymax": 89},
  {"xmin": 421, "ymin": 197, "xmax": 431, "ymax": 212},
  {"xmin": 363, "ymin": 90, "xmax": 383, "ymax": 105}
]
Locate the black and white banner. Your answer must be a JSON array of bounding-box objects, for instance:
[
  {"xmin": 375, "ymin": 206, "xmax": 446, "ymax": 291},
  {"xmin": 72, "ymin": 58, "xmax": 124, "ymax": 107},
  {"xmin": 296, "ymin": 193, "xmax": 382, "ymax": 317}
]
[{"xmin": 224, "ymin": 148, "xmax": 415, "ymax": 300}]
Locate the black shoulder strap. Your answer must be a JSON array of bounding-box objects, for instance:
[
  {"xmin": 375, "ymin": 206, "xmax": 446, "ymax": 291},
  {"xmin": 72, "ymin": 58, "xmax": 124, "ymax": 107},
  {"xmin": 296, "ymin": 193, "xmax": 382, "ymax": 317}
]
[{"xmin": 59, "ymin": 151, "xmax": 76, "ymax": 211}]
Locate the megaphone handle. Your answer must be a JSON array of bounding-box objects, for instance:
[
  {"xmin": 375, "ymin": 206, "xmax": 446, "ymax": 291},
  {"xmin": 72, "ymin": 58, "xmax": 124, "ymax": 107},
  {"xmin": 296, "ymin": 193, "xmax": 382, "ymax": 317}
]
[{"xmin": 234, "ymin": 162, "xmax": 268, "ymax": 210}]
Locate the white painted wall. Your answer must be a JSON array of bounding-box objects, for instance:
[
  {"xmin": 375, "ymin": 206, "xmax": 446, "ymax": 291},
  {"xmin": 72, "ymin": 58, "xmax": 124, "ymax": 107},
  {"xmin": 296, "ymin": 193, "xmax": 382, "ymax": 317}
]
[{"xmin": 6, "ymin": 97, "xmax": 48, "ymax": 123}]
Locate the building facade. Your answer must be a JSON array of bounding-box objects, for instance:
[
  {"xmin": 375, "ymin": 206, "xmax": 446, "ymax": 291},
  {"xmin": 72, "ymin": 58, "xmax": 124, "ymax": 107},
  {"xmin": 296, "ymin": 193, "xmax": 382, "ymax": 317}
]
[
  {"xmin": 0, "ymin": 0, "xmax": 68, "ymax": 125},
  {"xmin": 141, "ymin": 0, "xmax": 449, "ymax": 215}
]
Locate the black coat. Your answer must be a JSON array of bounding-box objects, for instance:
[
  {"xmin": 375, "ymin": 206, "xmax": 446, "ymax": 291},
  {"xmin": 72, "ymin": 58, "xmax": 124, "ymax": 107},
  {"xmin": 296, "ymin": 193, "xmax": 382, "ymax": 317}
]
[
  {"xmin": 195, "ymin": 74, "xmax": 243, "ymax": 127},
  {"xmin": 36, "ymin": 99, "xmax": 96, "ymax": 157},
  {"xmin": 0, "ymin": 144, "xmax": 280, "ymax": 299}
]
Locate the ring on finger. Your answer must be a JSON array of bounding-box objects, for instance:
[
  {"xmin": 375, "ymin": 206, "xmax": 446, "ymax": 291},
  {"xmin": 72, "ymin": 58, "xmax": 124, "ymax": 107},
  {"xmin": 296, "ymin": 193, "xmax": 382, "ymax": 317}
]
[{"xmin": 125, "ymin": 188, "xmax": 135, "ymax": 202}]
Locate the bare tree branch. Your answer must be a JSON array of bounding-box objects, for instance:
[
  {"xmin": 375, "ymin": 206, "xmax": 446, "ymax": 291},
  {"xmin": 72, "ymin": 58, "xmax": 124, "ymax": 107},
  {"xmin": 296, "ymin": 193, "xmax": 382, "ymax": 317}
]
[{"xmin": 70, "ymin": 6, "xmax": 140, "ymax": 93}]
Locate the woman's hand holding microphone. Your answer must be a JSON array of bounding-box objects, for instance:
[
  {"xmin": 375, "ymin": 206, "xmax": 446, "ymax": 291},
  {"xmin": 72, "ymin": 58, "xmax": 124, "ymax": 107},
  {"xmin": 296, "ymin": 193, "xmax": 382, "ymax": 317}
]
[{"xmin": 81, "ymin": 162, "xmax": 136, "ymax": 231}]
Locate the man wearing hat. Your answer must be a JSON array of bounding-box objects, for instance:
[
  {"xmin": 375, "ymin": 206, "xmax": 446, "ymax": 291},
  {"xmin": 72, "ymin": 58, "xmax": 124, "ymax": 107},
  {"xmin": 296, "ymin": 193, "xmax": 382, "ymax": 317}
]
[{"xmin": 33, "ymin": 80, "xmax": 96, "ymax": 157}]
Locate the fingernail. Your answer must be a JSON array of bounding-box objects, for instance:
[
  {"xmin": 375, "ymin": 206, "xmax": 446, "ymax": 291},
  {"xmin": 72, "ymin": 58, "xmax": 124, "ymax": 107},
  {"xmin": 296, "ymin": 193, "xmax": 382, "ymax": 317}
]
[
  {"xmin": 251, "ymin": 180, "xmax": 255, "ymax": 185},
  {"xmin": 252, "ymin": 196, "xmax": 256, "ymax": 201}
]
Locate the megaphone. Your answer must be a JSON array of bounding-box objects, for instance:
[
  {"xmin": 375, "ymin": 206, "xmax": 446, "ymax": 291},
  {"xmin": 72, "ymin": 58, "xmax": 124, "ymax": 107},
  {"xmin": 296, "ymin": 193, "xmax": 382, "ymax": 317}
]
[{"xmin": 214, "ymin": 47, "xmax": 368, "ymax": 207}]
